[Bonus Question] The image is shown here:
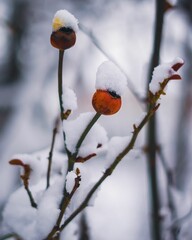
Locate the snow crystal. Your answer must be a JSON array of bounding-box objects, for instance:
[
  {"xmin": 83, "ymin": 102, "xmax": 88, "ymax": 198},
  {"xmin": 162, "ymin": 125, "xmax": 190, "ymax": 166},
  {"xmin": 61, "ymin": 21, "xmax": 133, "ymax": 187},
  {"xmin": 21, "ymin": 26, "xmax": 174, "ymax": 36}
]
[
  {"xmin": 66, "ymin": 171, "xmax": 77, "ymax": 193},
  {"xmin": 63, "ymin": 112, "xmax": 108, "ymax": 154},
  {"xmin": 149, "ymin": 57, "xmax": 184, "ymax": 94},
  {"xmin": 62, "ymin": 87, "xmax": 77, "ymax": 111},
  {"xmin": 95, "ymin": 61, "xmax": 127, "ymax": 96},
  {"xmin": 52, "ymin": 9, "xmax": 79, "ymax": 32}
]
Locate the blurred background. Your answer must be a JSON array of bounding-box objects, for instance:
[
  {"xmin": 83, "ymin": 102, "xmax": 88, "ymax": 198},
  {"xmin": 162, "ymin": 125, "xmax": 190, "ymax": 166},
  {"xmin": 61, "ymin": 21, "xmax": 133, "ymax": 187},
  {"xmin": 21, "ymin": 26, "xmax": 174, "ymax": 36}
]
[{"xmin": 0, "ymin": 0, "xmax": 191, "ymax": 239}]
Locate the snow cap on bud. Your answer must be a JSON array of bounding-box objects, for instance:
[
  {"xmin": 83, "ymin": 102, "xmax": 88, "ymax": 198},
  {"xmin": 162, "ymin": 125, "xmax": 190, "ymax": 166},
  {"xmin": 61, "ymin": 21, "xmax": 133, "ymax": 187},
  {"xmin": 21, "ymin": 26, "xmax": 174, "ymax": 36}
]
[
  {"xmin": 95, "ymin": 61, "xmax": 127, "ymax": 96},
  {"xmin": 51, "ymin": 10, "xmax": 78, "ymax": 50},
  {"xmin": 52, "ymin": 10, "xmax": 79, "ymax": 32},
  {"xmin": 92, "ymin": 61, "xmax": 127, "ymax": 115}
]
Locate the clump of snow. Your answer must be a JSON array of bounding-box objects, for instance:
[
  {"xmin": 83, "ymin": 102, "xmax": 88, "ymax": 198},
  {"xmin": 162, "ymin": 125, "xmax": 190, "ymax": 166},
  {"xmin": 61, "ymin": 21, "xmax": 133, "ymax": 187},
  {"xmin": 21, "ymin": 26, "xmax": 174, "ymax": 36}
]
[
  {"xmin": 95, "ymin": 61, "xmax": 127, "ymax": 96},
  {"xmin": 66, "ymin": 171, "xmax": 77, "ymax": 193},
  {"xmin": 3, "ymin": 186, "xmax": 39, "ymax": 240},
  {"xmin": 149, "ymin": 57, "xmax": 184, "ymax": 94},
  {"xmin": 49, "ymin": 151, "xmax": 68, "ymax": 175},
  {"xmin": 52, "ymin": 9, "xmax": 79, "ymax": 32},
  {"xmin": 36, "ymin": 177, "xmax": 63, "ymax": 238},
  {"xmin": 3, "ymin": 177, "xmax": 64, "ymax": 240},
  {"xmin": 63, "ymin": 112, "xmax": 108, "ymax": 154},
  {"xmin": 62, "ymin": 87, "xmax": 77, "ymax": 111}
]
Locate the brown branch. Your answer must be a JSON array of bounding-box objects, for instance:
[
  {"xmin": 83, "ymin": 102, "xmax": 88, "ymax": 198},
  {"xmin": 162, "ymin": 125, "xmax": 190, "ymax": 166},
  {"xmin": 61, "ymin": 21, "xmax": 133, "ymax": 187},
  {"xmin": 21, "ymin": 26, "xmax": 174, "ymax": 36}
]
[
  {"xmin": 60, "ymin": 106, "xmax": 158, "ymax": 231},
  {"xmin": 76, "ymin": 153, "xmax": 97, "ymax": 163},
  {"xmin": 46, "ymin": 116, "xmax": 60, "ymax": 189},
  {"xmin": 9, "ymin": 159, "xmax": 37, "ymax": 208},
  {"xmin": 46, "ymin": 173, "xmax": 81, "ymax": 239}
]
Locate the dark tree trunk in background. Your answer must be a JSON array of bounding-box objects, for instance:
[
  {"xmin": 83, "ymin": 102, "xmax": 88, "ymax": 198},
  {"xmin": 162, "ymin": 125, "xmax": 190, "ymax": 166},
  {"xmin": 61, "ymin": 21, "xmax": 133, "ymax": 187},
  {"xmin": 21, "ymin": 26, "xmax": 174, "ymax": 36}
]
[
  {"xmin": 0, "ymin": 0, "xmax": 29, "ymax": 134},
  {"xmin": 78, "ymin": 213, "xmax": 90, "ymax": 240},
  {"xmin": 0, "ymin": 0, "xmax": 29, "ymax": 85},
  {"xmin": 175, "ymin": 0, "xmax": 192, "ymax": 193},
  {"xmin": 146, "ymin": 1, "xmax": 165, "ymax": 239}
]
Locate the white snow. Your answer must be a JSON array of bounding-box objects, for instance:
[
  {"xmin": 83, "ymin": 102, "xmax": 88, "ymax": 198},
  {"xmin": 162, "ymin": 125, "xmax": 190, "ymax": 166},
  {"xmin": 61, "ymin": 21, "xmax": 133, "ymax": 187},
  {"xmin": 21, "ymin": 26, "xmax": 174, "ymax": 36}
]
[
  {"xmin": 149, "ymin": 57, "xmax": 184, "ymax": 94},
  {"xmin": 170, "ymin": 57, "xmax": 184, "ymax": 67},
  {"xmin": 95, "ymin": 61, "xmax": 127, "ymax": 96},
  {"xmin": 65, "ymin": 163, "xmax": 102, "ymax": 214},
  {"xmin": 36, "ymin": 177, "xmax": 63, "ymax": 238},
  {"xmin": 52, "ymin": 9, "xmax": 79, "ymax": 32},
  {"xmin": 3, "ymin": 177, "xmax": 64, "ymax": 240},
  {"xmin": 11, "ymin": 149, "xmax": 68, "ymax": 187},
  {"xmin": 3, "ymin": 186, "xmax": 39, "ymax": 240},
  {"xmin": 63, "ymin": 112, "xmax": 108, "ymax": 154},
  {"xmin": 66, "ymin": 171, "xmax": 77, "ymax": 193},
  {"xmin": 62, "ymin": 87, "xmax": 77, "ymax": 111}
]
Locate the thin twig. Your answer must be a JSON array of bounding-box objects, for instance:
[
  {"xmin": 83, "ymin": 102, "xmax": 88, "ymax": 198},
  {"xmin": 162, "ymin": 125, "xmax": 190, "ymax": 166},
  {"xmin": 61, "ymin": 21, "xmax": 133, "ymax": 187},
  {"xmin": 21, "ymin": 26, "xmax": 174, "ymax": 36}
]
[
  {"xmin": 60, "ymin": 104, "xmax": 159, "ymax": 231},
  {"xmin": 79, "ymin": 23, "xmax": 144, "ymax": 105},
  {"xmin": 46, "ymin": 175, "xmax": 81, "ymax": 239},
  {"xmin": 53, "ymin": 51, "xmax": 101, "ymax": 239},
  {"xmin": 74, "ymin": 113, "xmax": 101, "ymax": 158},
  {"xmin": 58, "ymin": 50, "xmax": 71, "ymax": 159},
  {"xmin": 67, "ymin": 112, "xmax": 101, "ymax": 172},
  {"xmin": 146, "ymin": 1, "xmax": 165, "ymax": 239},
  {"xmin": 58, "ymin": 50, "xmax": 65, "ymax": 119},
  {"xmin": 46, "ymin": 116, "xmax": 60, "ymax": 189},
  {"xmin": 46, "ymin": 113, "xmax": 101, "ymax": 238},
  {"xmin": 9, "ymin": 159, "xmax": 37, "ymax": 208},
  {"xmin": 25, "ymin": 186, "xmax": 37, "ymax": 209}
]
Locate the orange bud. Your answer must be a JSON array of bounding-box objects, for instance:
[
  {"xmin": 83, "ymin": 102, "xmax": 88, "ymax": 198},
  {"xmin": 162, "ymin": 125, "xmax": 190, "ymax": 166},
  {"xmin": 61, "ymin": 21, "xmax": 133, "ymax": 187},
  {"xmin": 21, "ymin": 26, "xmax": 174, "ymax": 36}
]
[
  {"xmin": 92, "ymin": 90, "xmax": 122, "ymax": 115},
  {"xmin": 50, "ymin": 27, "xmax": 76, "ymax": 50}
]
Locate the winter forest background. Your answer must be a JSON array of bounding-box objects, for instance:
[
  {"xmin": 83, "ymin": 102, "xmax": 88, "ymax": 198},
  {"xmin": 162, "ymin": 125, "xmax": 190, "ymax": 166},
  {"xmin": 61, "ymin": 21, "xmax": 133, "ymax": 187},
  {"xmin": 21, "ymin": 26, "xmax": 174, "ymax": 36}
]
[{"xmin": 0, "ymin": 0, "xmax": 192, "ymax": 239}]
